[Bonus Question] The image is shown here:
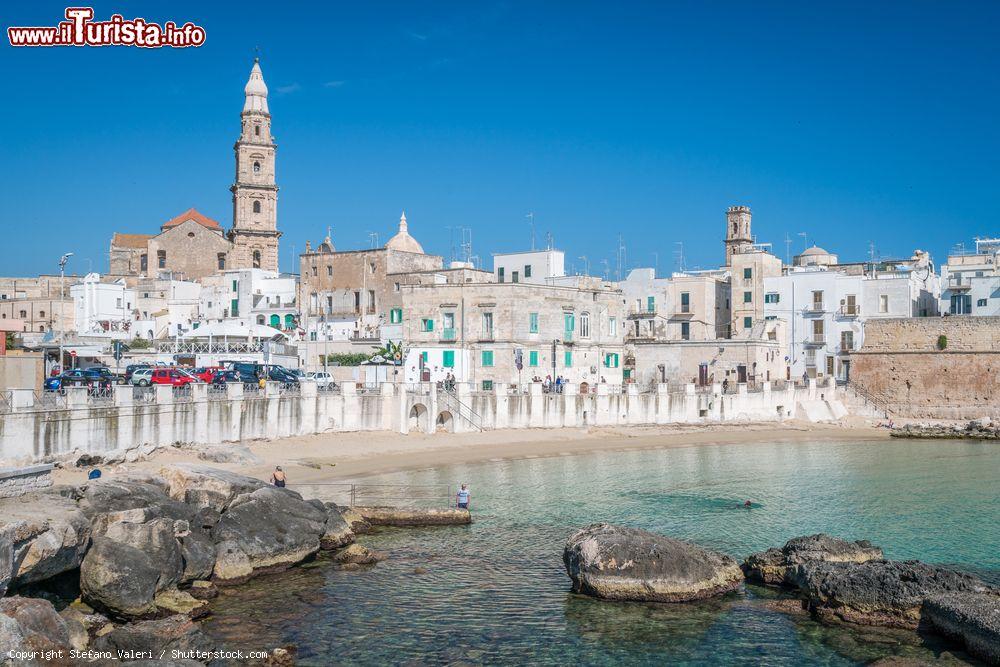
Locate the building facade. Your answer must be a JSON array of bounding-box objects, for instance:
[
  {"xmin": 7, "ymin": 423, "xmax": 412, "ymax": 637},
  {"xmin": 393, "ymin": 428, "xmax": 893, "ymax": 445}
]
[{"xmin": 493, "ymin": 249, "xmax": 565, "ymax": 284}]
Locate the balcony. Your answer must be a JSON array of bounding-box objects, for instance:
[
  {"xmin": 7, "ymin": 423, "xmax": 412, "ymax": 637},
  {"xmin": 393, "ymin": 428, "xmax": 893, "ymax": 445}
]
[
  {"xmin": 562, "ymin": 331, "xmax": 574, "ymax": 343},
  {"xmin": 478, "ymin": 330, "xmax": 495, "ymax": 342},
  {"xmin": 804, "ymin": 301, "xmax": 825, "ymax": 313},
  {"xmin": 627, "ymin": 309, "xmax": 656, "ymax": 319},
  {"xmin": 671, "ymin": 305, "xmax": 694, "ymax": 318},
  {"xmin": 441, "ymin": 328, "xmax": 457, "ymax": 342},
  {"xmin": 837, "ymin": 304, "xmax": 860, "ymax": 318},
  {"xmin": 947, "ymin": 278, "xmax": 972, "ymax": 291},
  {"xmin": 804, "ymin": 334, "xmax": 826, "ymax": 346}
]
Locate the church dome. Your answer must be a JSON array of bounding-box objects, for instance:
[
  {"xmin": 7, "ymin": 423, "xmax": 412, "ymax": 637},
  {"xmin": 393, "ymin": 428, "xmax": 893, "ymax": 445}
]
[
  {"xmin": 385, "ymin": 212, "xmax": 424, "ymax": 254},
  {"xmin": 794, "ymin": 245, "xmax": 838, "ymax": 267},
  {"xmin": 243, "ymin": 58, "xmax": 270, "ymax": 114}
]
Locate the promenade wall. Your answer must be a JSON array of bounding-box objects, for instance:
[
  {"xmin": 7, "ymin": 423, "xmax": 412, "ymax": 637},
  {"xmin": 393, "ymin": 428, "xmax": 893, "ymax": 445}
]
[{"xmin": 0, "ymin": 379, "xmax": 842, "ymax": 464}]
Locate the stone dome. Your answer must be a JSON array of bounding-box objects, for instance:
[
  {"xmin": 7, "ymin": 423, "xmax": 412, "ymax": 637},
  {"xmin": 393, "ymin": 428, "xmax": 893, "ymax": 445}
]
[
  {"xmin": 385, "ymin": 212, "xmax": 424, "ymax": 254},
  {"xmin": 794, "ymin": 245, "xmax": 838, "ymax": 267}
]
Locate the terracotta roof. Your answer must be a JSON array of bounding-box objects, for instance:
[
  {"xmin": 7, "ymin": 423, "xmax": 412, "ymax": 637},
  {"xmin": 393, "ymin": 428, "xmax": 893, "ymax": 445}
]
[
  {"xmin": 161, "ymin": 208, "xmax": 222, "ymax": 231},
  {"xmin": 111, "ymin": 233, "xmax": 153, "ymax": 249}
]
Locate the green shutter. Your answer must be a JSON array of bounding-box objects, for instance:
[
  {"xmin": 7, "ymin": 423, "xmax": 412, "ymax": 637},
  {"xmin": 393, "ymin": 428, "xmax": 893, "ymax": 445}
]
[
  {"xmin": 230, "ymin": 299, "xmax": 239, "ymax": 317},
  {"xmin": 647, "ymin": 296, "xmax": 655, "ymax": 312},
  {"xmin": 443, "ymin": 350, "xmax": 455, "ymax": 368},
  {"xmin": 481, "ymin": 350, "xmax": 494, "ymax": 367},
  {"xmin": 529, "ymin": 312, "xmax": 539, "ymax": 333},
  {"xmin": 564, "ymin": 351, "xmax": 572, "ymax": 367},
  {"xmin": 529, "ymin": 351, "xmax": 538, "ymax": 367}
]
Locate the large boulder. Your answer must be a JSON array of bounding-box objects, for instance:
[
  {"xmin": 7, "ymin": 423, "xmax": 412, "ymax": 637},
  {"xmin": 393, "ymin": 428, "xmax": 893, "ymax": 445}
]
[
  {"xmin": 792, "ymin": 559, "xmax": 991, "ymax": 629},
  {"xmin": 0, "ymin": 488, "xmax": 91, "ymax": 591},
  {"xmin": 922, "ymin": 592, "xmax": 1000, "ymax": 665},
  {"xmin": 313, "ymin": 502, "xmax": 354, "ymax": 550},
  {"xmin": 159, "ymin": 464, "xmax": 268, "ymax": 512},
  {"xmin": 742, "ymin": 534, "xmax": 883, "ymax": 586},
  {"xmin": 0, "ymin": 596, "xmax": 74, "ymax": 663},
  {"xmin": 92, "ymin": 614, "xmax": 215, "ymax": 658},
  {"xmin": 78, "ymin": 477, "xmax": 194, "ymax": 530},
  {"xmin": 211, "ymin": 486, "xmax": 328, "ymax": 584},
  {"xmin": 563, "ymin": 523, "xmax": 744, "ymax": 603}
]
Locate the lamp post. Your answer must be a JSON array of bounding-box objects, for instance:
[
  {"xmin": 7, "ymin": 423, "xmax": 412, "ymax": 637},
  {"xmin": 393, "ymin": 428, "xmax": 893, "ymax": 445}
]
[{"xmin": 58, "ymin": 253, "xmax": 73, "ymax": 373}]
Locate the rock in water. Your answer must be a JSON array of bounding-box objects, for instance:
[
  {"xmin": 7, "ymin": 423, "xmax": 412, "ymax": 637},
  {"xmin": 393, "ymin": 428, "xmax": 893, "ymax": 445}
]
[
  {"xmin": 0, "ymin": 596, "xmax": 74, "ymax": 658},
  {"xmin": 211, "ymin": 486, "xmax": 328, "ymax": 584},
  {"xmin": 0, "ymin": 489, "xmax": 91, "ymax": 590},
  {"xmin": 792, "ymin": 559, "xmax": 990, "ymax": 629},
  {"xmin": 922, "ymin": 592, "xmax": 1000, "ymax": 665},
  {"xmin": 92, "ymin": 614, "xmax": 215, "ymax": 657},
  {"xmin": 317, "ymin": 503, "xmax": 355, "ymax": 550},
  {"xmin": 742, "ymin": 534, "xmax": 883, "ymax": 586},
  {"xmin": 562, "ymin": 523, "xmax": 744, "ymax": 603},
  {"xmin": 331, "ymin": 544, "xmax": 384, "ymax": 565},
  {"xmin": 79, "ymin": 537, "xmax": 165, "ymax": 618}
]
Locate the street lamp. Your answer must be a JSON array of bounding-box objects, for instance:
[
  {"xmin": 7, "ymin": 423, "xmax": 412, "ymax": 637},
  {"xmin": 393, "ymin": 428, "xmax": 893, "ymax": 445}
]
[{"xmin": 58, "ymin": 252, "xmax": 73, "ymax": 373}]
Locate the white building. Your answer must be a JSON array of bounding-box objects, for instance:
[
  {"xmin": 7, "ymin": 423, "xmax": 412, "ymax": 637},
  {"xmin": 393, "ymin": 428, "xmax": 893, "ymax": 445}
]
[
  {"xmin": 198, "ymin": 269, "xmax": 298, "ymax": 334},
  {"xmin": 939, "ymin": 238, "xmax": 1000, "ymax": 316},
  {"xmin": 70, "ymin": 273, "xmax": 134, "ymax": 339},
  {"xmin": 493, "ymin": 249, "xmax": 565, "ymax": 284},
  {"xmin": 133, "ymin": 278, "xmax": 202, "ymax": 340}
]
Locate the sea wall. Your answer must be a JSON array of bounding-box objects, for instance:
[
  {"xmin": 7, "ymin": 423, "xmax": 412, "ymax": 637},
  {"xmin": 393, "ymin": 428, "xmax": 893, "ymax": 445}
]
[
  {"xmin": 0, "ymin": 379, "xmax": 842, "ymax": 464},
  {"xmin": 848, "ymin": 317, "xmax": 1000, "ymax": 419}
]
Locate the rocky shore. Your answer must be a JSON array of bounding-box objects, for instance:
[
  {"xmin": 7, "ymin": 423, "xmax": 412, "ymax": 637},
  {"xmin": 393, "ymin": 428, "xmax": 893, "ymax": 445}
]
[
  {"xmin": 0, "ymin": 464, "xmax": 470, "ymax": 663},
  {"xmin": 891, "ymin": 419, "xmax": 1000, "ymax": 439},
  {"xmin": 563, "ymin": 527, "xmax": 1000, "ymax": 665}
]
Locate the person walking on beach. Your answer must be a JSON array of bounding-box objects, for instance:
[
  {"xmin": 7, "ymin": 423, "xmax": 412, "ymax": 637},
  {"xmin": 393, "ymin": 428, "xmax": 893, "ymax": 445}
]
[
  {"xmin": 270, "ymin": 466, "xmax": 286, "ymax": 488},
  {"xmin": 456, "ymin": 484, "xmax": 470, "ymax": 510}
]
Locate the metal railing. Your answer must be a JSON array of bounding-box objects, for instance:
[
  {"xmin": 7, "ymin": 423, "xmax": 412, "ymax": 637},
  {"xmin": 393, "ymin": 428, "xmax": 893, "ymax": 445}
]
[
  {"xmin": 0, "ymin": 391, "xmax": 12, "ymax": 414},
  {"xmin": 317, "ymin": 383, "xmax": 341, "ymax": 394},
  {"xmin": 207, "ymin": 384, "xmax": 229, "ymax": 400},
  {"xmin": 844, "ymin": 380, "xmax": 890, "ymax": 418},
  {"xmin": 133, "ymin": 386, "xmax": 156, "ymax": 403},
  {"xmin": 173, "ymin": 385, "xmax": 193, "ymax": 402},
  {"xmin": 403, "ymin": 382, "xmax": 432, "ymax": 395},
  {"xmin": 88, "ymin": 387, "xmax": 115, "ymax": 405},
  {"xmin": 838, "ymin": 304, "xmax": 861, "ymax": 317},
  {"xmin": 33, "ymin": 391, "xmax": 66, "ymax": 409},
  {"xmin": 242, "ymin": 382, "xmax": 262, "ymax": 398},
  {"xmin": 357, "ymin": 383, "xmax": 382, "ymax": 395},
  {"xmin": 805, "ymin": 301, "xmax": 825, "ymax": 312},
  {"xmin": 278, "ymin": 382, "xmax": 300, "ymax": 396},
  {"xmin": 288, "ymin": 482, "xmax": 455, "ymax": 508},
  {"xmin": 441, "ymin": 328, "xmax": 457, "ymax": 341},
  {"xmin": 440, "ymin": 389, "xmax": 486, "ymax": 431}
]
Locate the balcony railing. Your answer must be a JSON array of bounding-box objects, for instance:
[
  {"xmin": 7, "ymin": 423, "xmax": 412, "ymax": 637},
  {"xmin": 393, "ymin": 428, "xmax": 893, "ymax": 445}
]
[
  {"xmin": 947, "ymin": 278, "xmax": 972, "ymax": 291},
  {"xmin": 627, "ymin": 309, "xmax": 656, "ymax": 319},
  {"xmin": 805, "ymin": 334, "xmax": 826, "ymax": 346},
  {"xmin": 478, "ymin": 330, "xmax": 495, "ymax": 342},
  {"xmin": 804, "ymin": 301, "xmax": 825, "ymax": 312},
  {"xmin": 838, "ymin": 304, "xmax": 860, "ymax": 317},
  {"xmin": 441, "ymin": 328, "xmax": 457, "ymax": 341}
]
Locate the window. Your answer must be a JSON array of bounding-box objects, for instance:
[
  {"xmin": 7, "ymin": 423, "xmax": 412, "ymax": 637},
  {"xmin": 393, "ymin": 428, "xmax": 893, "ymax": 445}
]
[
  {"xmin": 841, "ymin": 331, "xmax": 854, "ymax": 351},
  {"xmin": 253, "ymin": 161, "xmax": 260, "ymax": 173},
  {"xmin": 232, "ymin": 280, "xmax": 238, "ymax": 292},
  {"xmin": 253, "ymin": 201, "xmax": 261, "ymax": 214},
  {"xmin": 743, "ymin": 291, "xmax": 752, "ymax": 303},
  {"xmin": 368, "ymin": 290, "xmax": 375, "ymax": 310},
  {"xmin": 19, "ymin": 310, "xmax": 26, "ymax": 318},
  {"xmin": 482, "ymin": 380, "xmax": 493, "ymax": 391},
  {"xmin": 609, "ymin": 317, "xmax": 618, "ymax": 336},
  {"xmin": 498, "ymin": 267, "xmax": 505, "ymax": 283},
  {"xmin": 312, "ymin": 266, "xmax": 318, "ymax": 277},
  {"xmin": 327, "ymin": 265, "xmax": 332, "ymax": 276},
  {"xmin": 977, "ymin": 298, "xmax": 988, "ymax": 307},
  {"xmin": 443, "ymin": 312, "xmax": 455, "ymax": 330},
  {"xmin": 564, "ymin": 351, "xmax": 573, "ymax": 367},
  {"xmin": 326, "ymin": 296, "xmax": 333, "ymax": 313},
  {"xmin": 255, "ymin": 125, "xmax": 260, "ymax": 137},
  {"xmin": 529, "ymin": 312, "xmax": 539, "ymax": 333},
  {"xmin": 812, "ymin": 290, "xmax": 824, "ymax": 309},
  {"xmin": 564, "ymin": 313, "xmax": 575, "ymax": 333},
  {"xmin": 394, "ymin": 282, "xmax": 400, "ymax": 292},
  {"xmin": 529, "ymin": 350, "xmax": 539, "ymax": 367},
  {"xmin": 270, "ymin": 314, "xmax": 280, "ymax": 328},
  {"xmin": 680, "ymin": 292, "xmax": 690, "ymax": 312},
  {"xmin": 230, "ymin": 299, "xmax": 239, "ymax": 317},
  {"xmin": 257, "ymin": 315, "xmax": 265, "ymax": 325},
  {"xmin": 765, "ymin": 292, "xmax": 779, "ymax": 304},
  {"xmin": 743, "ymin": 267, "xmax": 752, "ymax": 280},
  {"xmin": 253, "ymin": 250, "xmax": 262, "ymax": 268},
  {"xmin": 481, "ymin": 350, "xmax": 494, "ymax": 367},
  {"xmin": 482, "ymin": 312, "xmax": 494, "ymax": 336},
  {"xmin": 420, "ymin": 351, "xmax": 428, "ymax": 364},
  {"xmin": 743, "ymin": 316, "xmax": 753, "ymax": 329},
  {"xmin": 524, "ymin": 265, "xmax": 532, "ymax": 278},
  {"xmin": 217, "ymin": 253, "xmax": 226, "ymax": 270},
  {"xmin": 604, "ymin": 353, "xmax": 619, "ymax": 368},
  {"xmin": 580, "ymin": 312, "xmax": 590, "ymax": 338},
  {"xmin": 40, "ymin": 309, "xmax": 47, "ymax": 317},
  {"xmin": 879, "ymin": 294, "xmax": 889, "ymax": 313},
  {"xmin": 647, "ymin": 296, "xmax": 655, "ymax": 312},
  {"xmin": 681, "ymin": 322, "xmax": 690, "ymax": 340},
  {"xmin": 421, "ymin": 318, "xmax": 434, "ymax": 332},
  {"xmin": 157, "ymin": 250, "xmax": 166, "ymax": 269},
  {"xmin": 512, "ymin": 271, "xmax": 519, "ymax": 283},
  {"xmin": 443, "ymin": 350, "xmax": 455, "ymax": 368},
  {"xmin": 140, "ymin": 254, "xmax": 147, "ymax": 272},
  {"xmin": 390, "ymin": 308, "xmax": 402, "ymax": 324}
]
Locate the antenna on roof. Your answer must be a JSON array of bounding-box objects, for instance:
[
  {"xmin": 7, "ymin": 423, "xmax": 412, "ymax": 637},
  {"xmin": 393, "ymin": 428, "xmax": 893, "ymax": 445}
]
[
  {"xmin": 367, "ymin": 231, "xmax": 379, "ymax": 248},
  {"xmin": 784, "ymin": 233, "xmax": 792, "ymax": 265},
  {"xmin": 526, "ymin": 212, "xmax": 536, "ymax": 251},
  {"xmin": 600, "ymin": 259, "xmax": 610, "ymax": 280},
  {"xmin": 546, "ymin": 232, "xmax": 554, "ymax": 250},
  {"xmin": 798, "ymin": 232, "xmax": 808, "ymax": 251},
  {"xmin": 673, "ymin": 242, "xmax": 685, "ymax": 273},
  {"xmin": 651, "ymin": 252, "xmax": 658, "ymax": 278}
]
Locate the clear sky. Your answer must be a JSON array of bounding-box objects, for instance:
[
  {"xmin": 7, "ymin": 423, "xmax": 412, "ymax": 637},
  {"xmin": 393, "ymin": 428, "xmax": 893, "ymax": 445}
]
[{"xmin": 3, "ymin": 1, "xmax": 999, "ymax": 277}]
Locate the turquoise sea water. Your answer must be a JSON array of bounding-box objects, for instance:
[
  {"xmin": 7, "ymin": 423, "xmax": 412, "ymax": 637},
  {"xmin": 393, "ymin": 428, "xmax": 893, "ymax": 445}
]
[{"xmin": 203, "ymin": 438, "xmax": 1000, "ymax": 665}]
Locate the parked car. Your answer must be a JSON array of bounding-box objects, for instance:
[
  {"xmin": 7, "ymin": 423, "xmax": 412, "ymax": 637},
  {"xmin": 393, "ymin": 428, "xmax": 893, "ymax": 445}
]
[
  {"xmin": 193, "ymin": 366, "xmax": 223, "ymax": 383},
  {"xmin": 210, "ymin": 370, "xmax": 243, "ymax": 385},
  {"xmin": 130, "ymin": 368, "xmax": 154, "ymax": 386},
  {"xmin": 44, "ymin": 368, "xmax": 114, "ymax": 392},
  {"xmin": 150, "ymin": 368, "xmax": 197, "ymax": 387},
  {"xmin": 124, "ymin": 364, "xmax": 151, "ymax": 384},
  {"xmin": 308, "ymin": 371, "xmax": 335, "ymax": 388},
  {"xmin": 266, "ymin": 365, "xmax": 299, "ymax": 384}
]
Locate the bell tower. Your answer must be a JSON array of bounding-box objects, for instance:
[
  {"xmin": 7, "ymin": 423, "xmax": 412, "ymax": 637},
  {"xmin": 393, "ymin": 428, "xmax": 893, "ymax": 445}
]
[
  {"xmin": 724, "ymin": 205, "xmax": 753, "ymax": 266},
  {"xmin": 229, "ymin": 58, "xmax": 281, "ymax": 271}
]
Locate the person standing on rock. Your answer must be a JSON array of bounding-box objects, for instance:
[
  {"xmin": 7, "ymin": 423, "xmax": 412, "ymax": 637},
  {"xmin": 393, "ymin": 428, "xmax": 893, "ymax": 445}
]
[
  {"xmin": 271, "ymin": 466, "xmax": 286, "ymax": 488},
  {"xmin": 456, "ymin": 484, "xmax": 470, "ymax": 510}
]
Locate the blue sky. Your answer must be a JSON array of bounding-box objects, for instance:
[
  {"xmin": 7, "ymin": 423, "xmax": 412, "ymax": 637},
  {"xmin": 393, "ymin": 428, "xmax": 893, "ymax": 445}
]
[{"xmin": 3, "ymin": 1, "xmax": 999, "ymax": 277}]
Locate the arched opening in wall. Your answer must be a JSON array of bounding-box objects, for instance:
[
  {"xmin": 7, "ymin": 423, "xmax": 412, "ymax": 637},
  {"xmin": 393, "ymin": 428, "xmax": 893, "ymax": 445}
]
[
  {"xmin": 252, "ymin": 250, "xmax": 261, "ymax": 268},
  {"xmin": 256, "ymin": 315, "xmax": 265, "ymax": 325},
  {"xmin": 435, "ymin": 411, "xmax": 454, "ymax": 433},
  {"xmin": 408, "ymin": 403, "xmax": 427, "ymax": 433},
  {"xmin": 253, "ymin": 161, "xmax": 260, "ymax": 173},
  {"xmin": 253, "ymin": 201, "xmax": 261, "ymax": 214}
]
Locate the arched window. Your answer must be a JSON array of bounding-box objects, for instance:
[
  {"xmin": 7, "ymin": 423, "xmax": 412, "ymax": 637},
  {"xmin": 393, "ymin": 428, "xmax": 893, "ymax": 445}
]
[
  {"xmin": 39, "ymin": 310, "xmax": 45, "ymax": 318},
  {"xmin": 252, "ymin": 250, "xmax": 261, "ymax": 268},
  {"xmin": 157, "ymin": 250, "xmax": 166, "ymax": 269},
  {"xmin": 253, "ymin": 201, "xmax": 261, "ymax": 214},
  {"xmin": 254, "ymin": 125, "xmax": 260, "ymax": 137},
  {"xmin": 39, "ymin": 325, "xmax": 45, "ymax": 332},
  {"xmin": 732, "ymin": 222, "xmax": 737, "ymax": 235},
  {"xmin": 284, "ymin": 314, "xmax": 295, "ymax": 329},
  {"xmin": 253, "ymin": 161, "xmax": 261, "ymax": 173},
  {"xmin": 256, "ymin": 315, "xmax": 265, "ymax": 325},
  {"xmin": 580, "ymin": 312, "xmax": 591, "ymax": 338},
  {"xmin": 19, "ymin": 310, "xmax": 26, "ymax": 318},
  {"xmin": 270, "ymin": 314, "xmax": 280, "ymax": 328}
]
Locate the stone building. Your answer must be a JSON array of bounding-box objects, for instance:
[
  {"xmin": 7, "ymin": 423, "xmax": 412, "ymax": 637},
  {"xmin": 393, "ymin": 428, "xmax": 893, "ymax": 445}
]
[
  {"xmin": 939, "ymin": 238, "xmax": 1000, "ymax": 316},
  {"xmin": 0, "ymin": 276, "xmax": 77, "ymax": 335},
  {"xmin": 108, "ymin": 58, "xmax": 281, "ymax": 280},
  {"xmin": 400, "ymin": 281, "xmax": 626, "ymax": 389},
  {"xmin": 619, "ymin": 268, "xmax": 730, "ymax": 342}
]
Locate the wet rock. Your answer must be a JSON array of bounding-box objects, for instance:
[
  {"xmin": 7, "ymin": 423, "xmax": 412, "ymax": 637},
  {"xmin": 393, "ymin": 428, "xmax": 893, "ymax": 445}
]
[
  {"xmin": 793, "ymin": 560, "xmax": 990, "ymax": 629},
  {"xmin": 891, "ymin": 421, "xmax": 1000, "ymax": 440},
  {"xmin": 178, "ymin": 526, "xmax": 216, "ymax": 583},
  {"xmin": 743, "ymin": 534, "xmax": 883, "ymax": 586},
  {"xmin": 152, "ymin": 589, "xmax": 209, "ymax": 619},
  {"xmin": 922, "ymin": 591, "xmax": 1000, "ymax": 665},
  {"xmin": 0, "ymin": 488, "xmax": 91, "ymax": 590},
  {"xmin": 563, "ymin": 523, "xmax": 744, "ymax": 603},
  {"xmin": 80, "ymin": 537, "xmax": 168, "ymax": 619},
  {"xmin": 332, "ymin": 544, "xmax": 384, "ymax": 565},
  {"xmin": 0, "ymin": 596, "xmax": 73, "ymax": 660},
  {"xmin": 337, "ymin": 506, "xmax": 372, "ymax": 534},
  {"xmin": 212, "ymin": 486, "xmax": 327, "ymax": 584},
  {"xmin": 159, "ymin": 464, "xmax": 268, "ymax": 512},
  {"xmin": 318, "ymin": 503, "xmax": 355, "ymax": 550},
  {"xmin": 353, "ymin": 506, "xmax": 472, "ymax": 527},
  {"xmin": 187, "ymin": 579, "xmax": 218, "ymax": 600},
  {"xmin": 92, "ymin": 614, "xmax": 215, "ymax": 657}
]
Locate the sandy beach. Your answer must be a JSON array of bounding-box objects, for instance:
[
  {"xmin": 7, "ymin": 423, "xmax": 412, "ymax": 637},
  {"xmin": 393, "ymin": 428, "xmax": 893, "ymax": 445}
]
[{"xmin": 54, "ymin": 419, "xmax": 889, "ymax": 488}]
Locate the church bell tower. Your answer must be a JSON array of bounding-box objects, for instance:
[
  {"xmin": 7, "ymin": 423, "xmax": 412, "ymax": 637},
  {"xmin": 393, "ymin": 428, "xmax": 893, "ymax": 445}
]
[{"xmin": 229, "ymin": 58, "xmax": 281, "ymax": 271}]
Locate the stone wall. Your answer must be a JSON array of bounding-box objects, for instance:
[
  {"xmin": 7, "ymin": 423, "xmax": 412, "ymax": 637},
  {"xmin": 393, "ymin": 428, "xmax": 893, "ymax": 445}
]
[
  {"xmin": 0, "ymin": 464, "xmax": 53, "ymax": 498},
  {"xmin": 848, "ymin": 317, "xmax": 1000, "ymax": 419},
  {"xmin": 0, "ymin": 380, "xmax": 842, "ymax": 464}
]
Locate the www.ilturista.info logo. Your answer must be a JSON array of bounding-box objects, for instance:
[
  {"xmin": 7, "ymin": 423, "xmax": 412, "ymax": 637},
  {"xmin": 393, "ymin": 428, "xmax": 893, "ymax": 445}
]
[{"xmin": 8, "ymin": 7, "xmax": 206, "ymax": 48}]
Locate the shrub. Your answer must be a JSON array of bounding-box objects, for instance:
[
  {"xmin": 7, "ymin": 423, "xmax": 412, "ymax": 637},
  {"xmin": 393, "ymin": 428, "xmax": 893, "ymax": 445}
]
[
  {"xmin": 321, "ymin": 352, "xmax": 370, "ymax": 366},
  {"xmin": 936, "ymin": 335, "xmax": 948, "ymax": 350}
]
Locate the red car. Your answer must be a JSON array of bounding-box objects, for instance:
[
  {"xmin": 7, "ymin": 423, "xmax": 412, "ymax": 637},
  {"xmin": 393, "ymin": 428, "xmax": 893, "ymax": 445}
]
[
  {"xmin": 193, "ymin": 366, "xmax": 223, "ymax": 383},
  {"xmin": 150, "ymin": 368, "xmax": 197, "ymax": 387}
]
